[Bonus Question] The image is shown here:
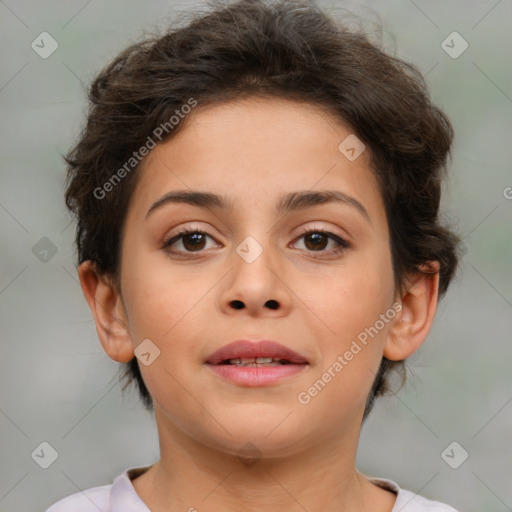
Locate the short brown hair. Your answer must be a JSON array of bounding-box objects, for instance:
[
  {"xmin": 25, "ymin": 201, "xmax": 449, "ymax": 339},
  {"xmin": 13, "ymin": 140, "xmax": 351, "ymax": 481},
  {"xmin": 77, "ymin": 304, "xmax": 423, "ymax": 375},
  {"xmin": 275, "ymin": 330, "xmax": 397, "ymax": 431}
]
[{"xmin": 64, "ymin": 0, "xmax": 461, "ymax": 419}]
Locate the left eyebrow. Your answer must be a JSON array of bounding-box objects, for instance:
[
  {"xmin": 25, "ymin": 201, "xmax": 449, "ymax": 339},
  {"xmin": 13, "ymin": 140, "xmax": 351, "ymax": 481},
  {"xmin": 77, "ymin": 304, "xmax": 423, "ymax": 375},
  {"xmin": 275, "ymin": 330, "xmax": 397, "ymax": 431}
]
[
  {"xmin": 145, "ymin": 190, "xmax": 234, "ymax": 219},
  {"xmin": 145, "ymin": 189, "xmax": 371, "ymax": 223},
  {"xmin": 277, "ymin": 190, "xmax": 371, "ymax": 223}
]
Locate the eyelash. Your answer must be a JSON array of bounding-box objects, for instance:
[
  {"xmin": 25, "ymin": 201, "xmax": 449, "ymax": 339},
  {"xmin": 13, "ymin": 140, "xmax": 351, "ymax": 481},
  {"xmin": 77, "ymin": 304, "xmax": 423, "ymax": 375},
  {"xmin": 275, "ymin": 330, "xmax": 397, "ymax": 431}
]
[{"xmin": 162, "ymin": 226, "xmax": 350, "ymax": 257}]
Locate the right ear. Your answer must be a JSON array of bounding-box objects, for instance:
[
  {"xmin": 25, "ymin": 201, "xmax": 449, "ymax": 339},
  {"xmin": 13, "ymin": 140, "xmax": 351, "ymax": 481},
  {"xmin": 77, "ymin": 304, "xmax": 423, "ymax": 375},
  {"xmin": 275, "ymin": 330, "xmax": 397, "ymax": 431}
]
[{"xmin": 77, "ymin": 261, "xmax": 134, "ymax": 363}]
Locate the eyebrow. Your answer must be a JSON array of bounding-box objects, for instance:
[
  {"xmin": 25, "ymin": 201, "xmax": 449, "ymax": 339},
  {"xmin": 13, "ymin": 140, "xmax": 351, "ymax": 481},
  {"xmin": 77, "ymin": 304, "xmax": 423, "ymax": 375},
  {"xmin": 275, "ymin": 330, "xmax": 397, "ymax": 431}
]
[{"xmin": 145, "ymin": 189, "xmax": 371, "ymax": 223}]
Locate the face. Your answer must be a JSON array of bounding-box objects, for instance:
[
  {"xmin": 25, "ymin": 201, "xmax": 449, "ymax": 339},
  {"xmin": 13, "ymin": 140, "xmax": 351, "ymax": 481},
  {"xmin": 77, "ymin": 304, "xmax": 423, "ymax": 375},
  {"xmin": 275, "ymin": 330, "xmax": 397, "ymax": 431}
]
[{"xmin": 114, "ymin": 97, "xmax": 399, "ymax": 457}]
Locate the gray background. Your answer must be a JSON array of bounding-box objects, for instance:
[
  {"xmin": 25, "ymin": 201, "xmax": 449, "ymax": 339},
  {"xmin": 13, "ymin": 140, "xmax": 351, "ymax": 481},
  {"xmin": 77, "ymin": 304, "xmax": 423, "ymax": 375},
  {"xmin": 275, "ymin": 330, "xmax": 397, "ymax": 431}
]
[{"xmin": 1, "ymin": 1, "xmax": 511, "ymax": 511}]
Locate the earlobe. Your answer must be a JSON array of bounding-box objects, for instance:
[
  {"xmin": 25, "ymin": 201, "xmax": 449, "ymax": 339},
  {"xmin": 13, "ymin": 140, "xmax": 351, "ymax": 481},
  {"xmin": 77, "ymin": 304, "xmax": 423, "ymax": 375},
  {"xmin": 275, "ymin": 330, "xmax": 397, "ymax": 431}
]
[
  {"xmin": 384, "ymin": 262, "xmax": 440, "ymax": 361},
  {"xmin": 77, "ymin": 261, "xmax": 134, "ymax": 363}
]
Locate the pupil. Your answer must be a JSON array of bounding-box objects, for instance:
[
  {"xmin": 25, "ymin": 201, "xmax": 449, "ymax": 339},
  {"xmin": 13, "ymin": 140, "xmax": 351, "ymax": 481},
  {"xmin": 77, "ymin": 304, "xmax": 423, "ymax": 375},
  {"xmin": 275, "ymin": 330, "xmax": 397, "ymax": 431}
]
[
  {"xmin": 305, "ymin": 232, "xmax": 327, "ymax": 251},
  {"xmin": 183, "ymin": 233, "xmax": 206, "ymax": 251}
]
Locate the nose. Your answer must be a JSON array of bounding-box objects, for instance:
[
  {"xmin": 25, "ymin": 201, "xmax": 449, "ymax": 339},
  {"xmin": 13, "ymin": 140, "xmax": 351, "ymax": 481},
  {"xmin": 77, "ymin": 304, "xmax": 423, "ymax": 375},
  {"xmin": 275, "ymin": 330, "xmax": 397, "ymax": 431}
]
[
  {"xmin": 230, "ymin": 297, "xmax": 279, "ymax": 311},
  {"xmin": 219, "ymin": 239, "xmax": 293, "ymax": 318}
]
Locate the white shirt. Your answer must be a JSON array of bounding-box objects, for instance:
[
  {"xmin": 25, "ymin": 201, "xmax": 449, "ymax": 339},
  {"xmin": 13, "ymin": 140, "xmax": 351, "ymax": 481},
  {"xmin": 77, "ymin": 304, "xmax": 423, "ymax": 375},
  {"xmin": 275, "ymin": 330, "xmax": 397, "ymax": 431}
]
[{"xmin": 45, "ymin": 465, "xmax": 459, "ymax": 511}]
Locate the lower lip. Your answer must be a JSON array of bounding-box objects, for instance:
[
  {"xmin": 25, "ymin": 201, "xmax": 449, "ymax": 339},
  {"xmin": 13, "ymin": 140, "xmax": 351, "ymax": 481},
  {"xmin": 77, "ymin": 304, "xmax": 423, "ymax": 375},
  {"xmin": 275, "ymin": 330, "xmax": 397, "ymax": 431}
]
[{"xmin": 205, "ymin": 363, "xmax": 308, "ymax": 387}]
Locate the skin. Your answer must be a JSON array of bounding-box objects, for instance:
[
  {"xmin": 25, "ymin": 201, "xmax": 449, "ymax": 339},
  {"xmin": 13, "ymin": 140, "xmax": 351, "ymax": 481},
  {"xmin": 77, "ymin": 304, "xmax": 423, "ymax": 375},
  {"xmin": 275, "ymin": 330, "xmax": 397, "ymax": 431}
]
[{"xmin": 79, "ymin": 96, "xmax": 439, "ymax": 512}]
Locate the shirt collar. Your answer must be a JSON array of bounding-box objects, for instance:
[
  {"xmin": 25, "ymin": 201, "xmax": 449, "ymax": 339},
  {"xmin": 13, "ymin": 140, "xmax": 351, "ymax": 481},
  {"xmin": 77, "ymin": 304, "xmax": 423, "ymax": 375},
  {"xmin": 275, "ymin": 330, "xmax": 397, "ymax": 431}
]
[
  {"xmin": 111, "ymin": 465, "xmax": 153, "ymax": 511},
  {"xmin": 111, "ymin": 465, "xmax": 402, "ymax": 511}
]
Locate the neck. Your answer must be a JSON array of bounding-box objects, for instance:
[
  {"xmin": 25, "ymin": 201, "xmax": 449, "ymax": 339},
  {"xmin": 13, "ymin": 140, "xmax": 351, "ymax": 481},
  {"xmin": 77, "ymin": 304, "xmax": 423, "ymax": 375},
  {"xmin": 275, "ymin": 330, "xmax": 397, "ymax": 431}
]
[{"xmin": 131, "ymin": 407, "xmax": 396, "ymax": 512}]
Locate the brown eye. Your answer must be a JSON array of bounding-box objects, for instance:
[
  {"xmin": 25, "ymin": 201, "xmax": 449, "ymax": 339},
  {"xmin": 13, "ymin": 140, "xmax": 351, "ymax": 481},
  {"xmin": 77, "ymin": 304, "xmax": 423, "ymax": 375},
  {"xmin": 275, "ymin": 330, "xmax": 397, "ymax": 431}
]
[
  {"xmin": 293, "ymin": 229, "xmax": 350, "ymax": 255},
  {"xmin": 181, "ymin": 232, "xmax": 207, "ymax": 251},
  {"xmin": 162, "ymin": 228, "xmax": 218, "ymax": 253},
  {"xmin": 303, "ymin": 232, "xmax": 329, "ymax": 251}
]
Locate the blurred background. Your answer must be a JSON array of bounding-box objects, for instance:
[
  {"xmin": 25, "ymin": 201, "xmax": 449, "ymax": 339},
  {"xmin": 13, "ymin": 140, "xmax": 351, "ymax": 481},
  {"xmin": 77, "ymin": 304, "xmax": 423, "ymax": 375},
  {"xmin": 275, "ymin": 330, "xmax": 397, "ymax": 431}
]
[{"xmin": 0, "ymin": 1, "xmax": 511, "ymax": 510}]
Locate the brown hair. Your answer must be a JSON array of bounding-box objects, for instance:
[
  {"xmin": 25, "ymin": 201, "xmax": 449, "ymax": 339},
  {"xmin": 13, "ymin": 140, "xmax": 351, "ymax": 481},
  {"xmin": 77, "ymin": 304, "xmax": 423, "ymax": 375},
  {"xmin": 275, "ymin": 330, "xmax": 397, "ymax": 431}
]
[{"xmin": 64, "ymin": 0, "xmax": 461, "ymax": 419}]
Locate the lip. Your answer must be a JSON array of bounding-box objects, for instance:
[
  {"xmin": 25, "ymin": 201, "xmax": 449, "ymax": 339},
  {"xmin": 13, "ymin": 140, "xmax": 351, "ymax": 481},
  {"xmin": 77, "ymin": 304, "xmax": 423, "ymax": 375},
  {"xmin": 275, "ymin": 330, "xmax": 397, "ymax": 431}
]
[
  {"xmin": 206, "ymin": 340, "xmax": 309, "ymax": 365},
  {"xmin": 205, "ymin": 340, "xmax": 309, "ymax": 387}
]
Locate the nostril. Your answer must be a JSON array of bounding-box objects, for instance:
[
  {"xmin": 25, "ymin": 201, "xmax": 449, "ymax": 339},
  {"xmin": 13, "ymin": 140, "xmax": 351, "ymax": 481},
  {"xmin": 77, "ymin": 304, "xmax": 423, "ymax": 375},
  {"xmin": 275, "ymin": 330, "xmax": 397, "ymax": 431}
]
[
  {"xmin": 265, "ymin": 299, "xmax": 278, "ymax": 309},
  {"xmin": 229, "ymin": 299, "xmax": 278, "ymax": 310}
]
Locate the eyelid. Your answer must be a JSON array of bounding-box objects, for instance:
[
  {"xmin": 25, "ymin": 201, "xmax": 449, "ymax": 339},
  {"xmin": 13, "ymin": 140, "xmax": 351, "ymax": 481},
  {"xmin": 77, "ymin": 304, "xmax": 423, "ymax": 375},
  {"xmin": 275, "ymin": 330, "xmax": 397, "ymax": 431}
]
[
  {"xmin": 293, "ymin": 222, "xmax": 351, "ymax": 244},
  {"xmin": 162, "ymin": 223, "xmax": 351, "ymax": 257},
  {"xmin": 292, "ymin": 226, "xmax": 350, "ymax": 252},
  {"xmin": 162, "ymin": 225, "xmax": 217, "ymax": 246}
]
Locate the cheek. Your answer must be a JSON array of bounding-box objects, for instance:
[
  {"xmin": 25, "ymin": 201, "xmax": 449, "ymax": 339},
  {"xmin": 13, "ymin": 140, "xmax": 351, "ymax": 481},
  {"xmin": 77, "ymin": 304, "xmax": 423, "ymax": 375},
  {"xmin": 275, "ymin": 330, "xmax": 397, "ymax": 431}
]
[
  {"xmin": 310, "ymin": 252, "xmax": 395, "ymax": 341},
  {"xmin": 120, "ymin": 244, "xmax": 207, "ymax": 352},
  {"xmin": 120, "ymin": 254, "xmax": 212, "ymax": 418},
  {"xmin": 300, "ymin": 251, "xmax": 395, "ymax": 399}
]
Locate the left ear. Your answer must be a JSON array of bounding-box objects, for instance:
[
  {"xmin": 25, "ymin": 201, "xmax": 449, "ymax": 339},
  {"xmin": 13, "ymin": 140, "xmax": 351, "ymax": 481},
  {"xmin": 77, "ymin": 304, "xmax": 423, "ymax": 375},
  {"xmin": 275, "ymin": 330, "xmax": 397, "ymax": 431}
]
[
  {"xmin": 384, "ymin": 261, "xmax": 440, "ymax": 361},
  {"xmin": 77, "ymin": 261, "xmax": 134, "ymax": 364}
]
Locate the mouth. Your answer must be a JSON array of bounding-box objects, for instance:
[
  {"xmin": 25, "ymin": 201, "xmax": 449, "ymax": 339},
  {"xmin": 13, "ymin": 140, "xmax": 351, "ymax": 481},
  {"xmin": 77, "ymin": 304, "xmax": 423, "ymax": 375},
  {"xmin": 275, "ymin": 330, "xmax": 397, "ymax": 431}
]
[
  {"xmin": 205, "ymin": 340, "xmax": 309, "ymax": 387},
  {"xmin": 206, "ymin": 339, "xmax": 309, "ymax": 365},
  {"xmin": 216, "ymin": 357, "xmax": 296, "ymax": 367}
]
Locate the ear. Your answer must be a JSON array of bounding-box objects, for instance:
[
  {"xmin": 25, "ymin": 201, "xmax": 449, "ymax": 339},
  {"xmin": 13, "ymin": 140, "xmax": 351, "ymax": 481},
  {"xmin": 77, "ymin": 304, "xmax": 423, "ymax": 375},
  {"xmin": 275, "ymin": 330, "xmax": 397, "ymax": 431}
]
[
  {"xmin": 384, "ymin": 262, "xmax": 440, "ymax": 361},
  {"xmin": 77, "ymin": 261, "xmax": 134, "ymax": 363}
]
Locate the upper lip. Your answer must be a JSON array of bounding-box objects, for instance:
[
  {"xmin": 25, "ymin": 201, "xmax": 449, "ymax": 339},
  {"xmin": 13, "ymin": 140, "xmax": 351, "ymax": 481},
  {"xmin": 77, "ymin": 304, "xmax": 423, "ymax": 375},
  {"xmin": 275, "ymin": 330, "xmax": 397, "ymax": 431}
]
[{"xmin": 206, "ymin": 340, "xmax": 309, "ymax": 364}]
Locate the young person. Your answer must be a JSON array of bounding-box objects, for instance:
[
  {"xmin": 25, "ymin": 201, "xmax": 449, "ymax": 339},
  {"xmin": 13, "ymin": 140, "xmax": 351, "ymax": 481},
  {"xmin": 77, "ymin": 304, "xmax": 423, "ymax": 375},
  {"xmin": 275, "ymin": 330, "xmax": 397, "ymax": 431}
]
[{"xmin": 47, "ymin": 0, "xmax": 461, "ymax": 510}]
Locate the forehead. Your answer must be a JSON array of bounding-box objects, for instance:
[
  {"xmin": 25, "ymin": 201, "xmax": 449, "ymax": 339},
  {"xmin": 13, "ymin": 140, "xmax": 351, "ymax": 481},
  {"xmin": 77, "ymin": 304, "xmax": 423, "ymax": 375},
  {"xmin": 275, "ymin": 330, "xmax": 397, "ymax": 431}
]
[{"xmin": 127, "ymin": 96, "xmax": 385, "ymax": 225}]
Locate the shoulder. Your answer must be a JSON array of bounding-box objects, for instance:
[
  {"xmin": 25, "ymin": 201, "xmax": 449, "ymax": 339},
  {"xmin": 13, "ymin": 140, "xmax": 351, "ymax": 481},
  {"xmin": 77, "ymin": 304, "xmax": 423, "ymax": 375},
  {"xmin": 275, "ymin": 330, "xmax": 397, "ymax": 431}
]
[
  {"xmin": 45, "ymin": 483, "xmax": 111, "ymax": 512},
  {"xmin": 395, "ymin": 488, "xmax": 459, "ymax": 511},
  {"xmin": 44, "ymin": 465, "xmax": 152, "ymax": 512},
  {"xmin": 369, "ymin": 477, "xmax": 460, "ymax": 512}
]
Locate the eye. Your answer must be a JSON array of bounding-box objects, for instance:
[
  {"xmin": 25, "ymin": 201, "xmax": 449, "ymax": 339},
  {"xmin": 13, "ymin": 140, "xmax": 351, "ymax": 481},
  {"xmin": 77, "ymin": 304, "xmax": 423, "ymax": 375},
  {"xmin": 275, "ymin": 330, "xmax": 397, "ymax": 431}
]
[
  {"xmin": 292, "ymin": 227, "xmax": 350, "ymax": 256},
  {"xmin": 162, "ymin": 227, "xmax": 219, "ymax": 254},
  {"xmin": 162, "ymin": 226, "xmax": 350, "ymax": 257}
]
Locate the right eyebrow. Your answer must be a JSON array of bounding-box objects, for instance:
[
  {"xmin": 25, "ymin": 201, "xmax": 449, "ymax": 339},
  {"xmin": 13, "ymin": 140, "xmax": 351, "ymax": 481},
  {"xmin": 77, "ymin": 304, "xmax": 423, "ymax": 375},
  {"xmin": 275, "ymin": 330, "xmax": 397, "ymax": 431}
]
[
  {"xmin": 145, "ymin": 189, "xmax": 371, "ymax": 224},
  {"xmin": 145, "ymin": 190, "xmax": 234, "ymax": 219}
]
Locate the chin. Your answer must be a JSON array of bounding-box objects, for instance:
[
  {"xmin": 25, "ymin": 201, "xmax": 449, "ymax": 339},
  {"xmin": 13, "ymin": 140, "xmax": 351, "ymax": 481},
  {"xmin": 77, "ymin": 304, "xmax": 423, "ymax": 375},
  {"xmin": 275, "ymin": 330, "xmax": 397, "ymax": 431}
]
[{"xmin": 204, "ymin": 416, "xmax": 313, "ymax": 459}]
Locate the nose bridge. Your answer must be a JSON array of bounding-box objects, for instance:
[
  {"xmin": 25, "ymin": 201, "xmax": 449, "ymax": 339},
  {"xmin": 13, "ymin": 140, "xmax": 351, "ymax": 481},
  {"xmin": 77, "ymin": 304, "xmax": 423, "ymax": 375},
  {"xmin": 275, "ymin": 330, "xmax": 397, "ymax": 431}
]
[
  {"xmin": 234, "ymin": 231, "xmax": 279, "ymax": 290},
  {"xmin": 220, "ymin": 228, "xmax": 291, "ymax": 316},
  {"xmin": 229, "ymin": 199, "xmax": 279, "ymax": 268}
]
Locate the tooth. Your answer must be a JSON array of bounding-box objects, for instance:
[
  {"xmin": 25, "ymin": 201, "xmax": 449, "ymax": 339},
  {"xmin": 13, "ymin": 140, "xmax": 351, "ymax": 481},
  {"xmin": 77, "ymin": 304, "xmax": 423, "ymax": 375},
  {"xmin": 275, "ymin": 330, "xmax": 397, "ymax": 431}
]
[
  {"xmin": 256, "ymin": 362, "xmax": 279, "ymax": 367},
  {"xmin": 238, "ymin": 362, "xmax": 281, "ymax": 367},
  {"xmin": 226, "ymin": 357, "xmax": 285, "ymax": 367},
  {"xmin": 255, "ymin": 357, "xmax": 273, "ymax": 363}
]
